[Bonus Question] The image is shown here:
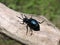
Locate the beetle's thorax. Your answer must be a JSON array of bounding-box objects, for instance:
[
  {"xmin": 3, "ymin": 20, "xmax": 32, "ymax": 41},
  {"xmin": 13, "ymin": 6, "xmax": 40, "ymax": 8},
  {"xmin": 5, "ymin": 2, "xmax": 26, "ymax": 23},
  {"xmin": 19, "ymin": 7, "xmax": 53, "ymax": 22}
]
[{"xmin": 23, "ymin": 18, "xmax": 28, "ymax": 23}]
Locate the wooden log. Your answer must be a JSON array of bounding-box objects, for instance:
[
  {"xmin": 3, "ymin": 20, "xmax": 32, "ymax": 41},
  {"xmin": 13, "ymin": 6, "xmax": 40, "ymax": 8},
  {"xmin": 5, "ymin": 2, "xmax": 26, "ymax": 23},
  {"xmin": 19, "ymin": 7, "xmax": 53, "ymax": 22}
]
[{"xmin": 0, "ymin": 3, "xmax": 60, "ymax": 45}]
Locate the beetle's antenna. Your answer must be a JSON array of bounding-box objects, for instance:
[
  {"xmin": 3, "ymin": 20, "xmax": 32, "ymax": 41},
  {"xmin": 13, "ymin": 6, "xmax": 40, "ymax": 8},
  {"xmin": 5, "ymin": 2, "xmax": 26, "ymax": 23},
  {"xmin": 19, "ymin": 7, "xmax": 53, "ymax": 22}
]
[
  {"xmin": 24, "ymin": 15, "xmax": 27, "ymax": 18},
  {"xmin": 21, "ymin": 14, "xmax": 24, "ymax": 18},
  {"xmin": 39, "ymin": 20, "xmax": 45, "ymax": 24},
  {"xmin": 16, "ymin": 16, "xmax": 23, "ymax": 20}
]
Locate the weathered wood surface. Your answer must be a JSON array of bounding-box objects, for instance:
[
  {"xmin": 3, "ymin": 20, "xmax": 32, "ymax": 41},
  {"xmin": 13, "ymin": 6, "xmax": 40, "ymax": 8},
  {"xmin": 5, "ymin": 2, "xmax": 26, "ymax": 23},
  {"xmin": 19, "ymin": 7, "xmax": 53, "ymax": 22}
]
[{"xmin": 0, "ymin": 3, "xmax": 60, "ymax": 45}]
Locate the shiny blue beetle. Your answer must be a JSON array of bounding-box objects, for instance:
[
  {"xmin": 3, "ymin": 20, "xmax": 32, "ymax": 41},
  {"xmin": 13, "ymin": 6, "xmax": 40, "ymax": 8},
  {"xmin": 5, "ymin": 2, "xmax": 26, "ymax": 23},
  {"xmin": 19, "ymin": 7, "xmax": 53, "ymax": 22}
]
[{"xmin": 17, "ymin": 15, "xmax": 44, "ymax": 35}]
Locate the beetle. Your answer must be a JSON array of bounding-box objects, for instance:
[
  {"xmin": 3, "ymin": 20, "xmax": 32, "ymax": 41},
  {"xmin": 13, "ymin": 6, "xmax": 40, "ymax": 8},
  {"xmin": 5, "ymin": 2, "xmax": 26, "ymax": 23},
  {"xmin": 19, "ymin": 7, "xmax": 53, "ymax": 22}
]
[{"xmin": 17, "ymin": 14, "xmax": 44, "ymax": 35}]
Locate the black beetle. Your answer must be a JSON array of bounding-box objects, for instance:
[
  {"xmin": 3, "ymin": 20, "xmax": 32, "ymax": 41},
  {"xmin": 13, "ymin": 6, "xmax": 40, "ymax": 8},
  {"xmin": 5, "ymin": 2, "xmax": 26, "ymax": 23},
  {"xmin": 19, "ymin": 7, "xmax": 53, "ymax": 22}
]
[{"xmin": 17, "ymin": 14, "xmax": 44, "ymax": 35}]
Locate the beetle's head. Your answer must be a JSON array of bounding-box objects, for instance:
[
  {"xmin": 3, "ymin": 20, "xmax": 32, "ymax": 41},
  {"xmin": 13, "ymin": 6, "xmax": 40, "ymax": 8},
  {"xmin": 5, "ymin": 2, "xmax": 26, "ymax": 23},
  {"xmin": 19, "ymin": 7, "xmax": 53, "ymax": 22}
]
[
  {"xmin": 17, "ymin": 14, "xmax": 28, "ymax": 23},
  {"xmin": 23, "ymin": 17, "xmax": 28, "ymax": 23}
]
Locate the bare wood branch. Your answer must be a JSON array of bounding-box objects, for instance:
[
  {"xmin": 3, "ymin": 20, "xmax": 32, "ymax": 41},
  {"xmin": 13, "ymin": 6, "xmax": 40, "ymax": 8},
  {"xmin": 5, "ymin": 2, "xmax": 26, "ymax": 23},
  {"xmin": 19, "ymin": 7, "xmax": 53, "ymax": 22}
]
[{"xmin": 0, "ymin": 3, "xmax": 60, "ymax": 45}]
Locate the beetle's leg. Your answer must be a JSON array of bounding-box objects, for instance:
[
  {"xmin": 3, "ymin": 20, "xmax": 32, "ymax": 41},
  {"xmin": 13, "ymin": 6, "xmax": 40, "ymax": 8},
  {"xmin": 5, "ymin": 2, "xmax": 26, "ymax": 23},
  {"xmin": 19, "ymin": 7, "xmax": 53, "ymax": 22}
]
[
  {"xmin": 26, "ymin": 25, "xmax": 28, "ymax": 35},
  {"xmin": 17, "ymin": 16, "xmax": 23, "ymax": 20},
  {"xmin": 30, "ymin": 28, "xmax": 33, "ymax": 35},
  {"xmin": 38, "ymin": 20, "xmax": 44, "ymax": 24}
]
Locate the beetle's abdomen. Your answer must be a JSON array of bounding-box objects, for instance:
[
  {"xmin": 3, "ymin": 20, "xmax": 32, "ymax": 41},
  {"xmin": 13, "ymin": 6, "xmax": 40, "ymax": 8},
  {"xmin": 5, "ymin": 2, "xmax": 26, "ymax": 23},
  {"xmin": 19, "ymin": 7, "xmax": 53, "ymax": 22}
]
[
  {"xmin": 32, "ymin": 25, "xmax": 40, "ymax": 31},
  {"xmin": 28, "ymin": 19, "xmax": 40, "ymax": 31}
]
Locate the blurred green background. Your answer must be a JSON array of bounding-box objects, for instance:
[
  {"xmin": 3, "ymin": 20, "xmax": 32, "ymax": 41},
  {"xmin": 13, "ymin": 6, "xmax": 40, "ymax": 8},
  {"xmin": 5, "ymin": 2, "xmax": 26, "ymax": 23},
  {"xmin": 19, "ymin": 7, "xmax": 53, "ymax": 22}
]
[{"xmin": 0, "ymin": 0, "xmax": 60, "ymax": 45}]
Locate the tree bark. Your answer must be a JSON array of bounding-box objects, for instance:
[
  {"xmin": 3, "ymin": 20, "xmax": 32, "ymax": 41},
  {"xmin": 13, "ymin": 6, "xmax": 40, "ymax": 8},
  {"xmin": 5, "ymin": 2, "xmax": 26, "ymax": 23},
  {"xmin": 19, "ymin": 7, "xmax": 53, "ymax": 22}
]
[{"xmin": 0, "ymin": 3, "xmax": 60, "ymax": 45}]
